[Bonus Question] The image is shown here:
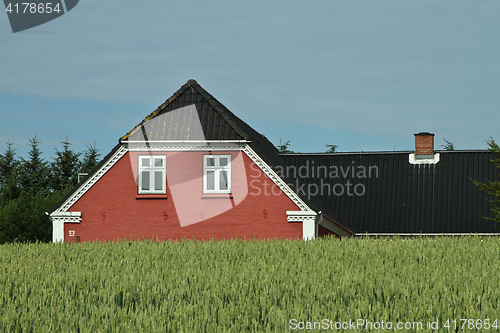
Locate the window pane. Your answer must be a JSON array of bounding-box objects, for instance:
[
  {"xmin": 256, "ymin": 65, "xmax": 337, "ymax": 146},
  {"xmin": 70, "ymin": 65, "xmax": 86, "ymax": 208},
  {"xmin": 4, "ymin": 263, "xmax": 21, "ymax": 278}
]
[
  {"xmin": 206, "ymin": 157, "xmax": 215, "ymax": 167},
  {"xmin": 206, "ymin": 171, "xmax": 215, "ymax": 190},
  {"xmin": 154, "ymin": 171, "xmax": 163, "ymax": 191},
  {"xmin": 142, "ymin": 158, "xmax": 150, "ymax": 167},
  {"xmin": 141, "ymin": 171, "xmax": 150, "ymax": 191},
  {"xmin": 219, "ymin": 157, "xmax": 228, "ymax": 167},
  {"xmin": 154, "ymin": 158, "xmax": 163, "ymax": 167},
  {"xmin": 220, "ymin": 170, "xmax": 228, "ymax": 191}
]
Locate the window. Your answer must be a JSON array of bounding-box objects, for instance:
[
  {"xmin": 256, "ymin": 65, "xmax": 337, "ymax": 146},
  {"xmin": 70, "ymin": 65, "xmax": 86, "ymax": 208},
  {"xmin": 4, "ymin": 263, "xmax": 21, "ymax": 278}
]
[
  {"xmin": 203, "ymin": 155, "xmax": 231, "ymax": 194},
  {"xmin": 138, "ymin": 155, "xmax": 166, "ymax": 194}
]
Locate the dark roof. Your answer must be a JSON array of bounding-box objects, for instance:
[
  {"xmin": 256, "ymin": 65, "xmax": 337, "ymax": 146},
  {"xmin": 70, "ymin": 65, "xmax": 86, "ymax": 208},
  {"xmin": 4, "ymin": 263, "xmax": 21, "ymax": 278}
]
[
  {"xmin": 281, "ymin": 151, "xmax": 500, "ymax": 234},
  {"xmin": 122, "ymin": 81, "xmax": 244, "ymax": 141}
]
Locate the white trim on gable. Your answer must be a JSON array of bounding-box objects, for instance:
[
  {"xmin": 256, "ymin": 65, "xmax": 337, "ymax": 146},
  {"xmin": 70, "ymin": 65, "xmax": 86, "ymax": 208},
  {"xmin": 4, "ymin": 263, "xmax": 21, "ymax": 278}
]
[
  {"xmin": 125, "ymin": 140, "xmax": 248, "ymax": 151},
  {"xmin": 49, "ymin": 141, "xmax": 319, "ymax": 242},
  {"xmin": 242, "ymin": 145, "xmax": 314, "ymax": 213},
  {"xmin": 49, "ymin": 145, "xmax": 128, "ymax": 242},
  {"xmin": 242, "ymin": 145, "xmax": 320, "ymax": 240},
  {"xmin": 53, "ymin": 145, "xmax": 128, "ymax": 213}
]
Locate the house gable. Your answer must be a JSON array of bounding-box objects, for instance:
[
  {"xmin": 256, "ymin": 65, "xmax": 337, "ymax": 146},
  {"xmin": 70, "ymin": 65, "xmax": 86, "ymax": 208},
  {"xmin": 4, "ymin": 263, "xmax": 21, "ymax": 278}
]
[
  {"xmin": 49, "ymin": 80, "xmax": 348, "ymax": 242},
  {"xmin": 60, "ymin": 149, "xmax": 305, "ymax": 242}
]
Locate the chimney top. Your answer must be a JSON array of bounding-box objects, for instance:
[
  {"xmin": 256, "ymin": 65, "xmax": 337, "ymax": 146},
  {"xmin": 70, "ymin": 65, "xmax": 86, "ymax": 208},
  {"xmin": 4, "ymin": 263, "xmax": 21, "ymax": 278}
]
[{"xmin": 414, "ymin": 132, "xmax": 434, "ymax": 157}]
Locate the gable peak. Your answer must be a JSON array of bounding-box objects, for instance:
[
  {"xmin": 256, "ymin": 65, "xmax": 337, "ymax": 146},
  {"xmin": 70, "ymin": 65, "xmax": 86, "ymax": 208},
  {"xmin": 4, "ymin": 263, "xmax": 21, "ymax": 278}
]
[{"xmin": 121, "ymin": 80, "xmax": 250, "ymax": 142}]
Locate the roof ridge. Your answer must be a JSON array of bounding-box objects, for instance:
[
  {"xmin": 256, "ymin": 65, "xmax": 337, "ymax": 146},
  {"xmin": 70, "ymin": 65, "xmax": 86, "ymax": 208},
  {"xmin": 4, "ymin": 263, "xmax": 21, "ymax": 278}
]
[{"xmin": 281, "ymin": 149, "xmax": 493, "ymax": 156}]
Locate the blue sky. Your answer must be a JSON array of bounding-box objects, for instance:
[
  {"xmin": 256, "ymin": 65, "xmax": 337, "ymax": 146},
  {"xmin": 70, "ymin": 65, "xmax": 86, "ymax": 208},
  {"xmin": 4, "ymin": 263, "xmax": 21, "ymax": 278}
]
[{"xmin": 1, "ymin": 1, "xmax": 499, "ymax": 160}]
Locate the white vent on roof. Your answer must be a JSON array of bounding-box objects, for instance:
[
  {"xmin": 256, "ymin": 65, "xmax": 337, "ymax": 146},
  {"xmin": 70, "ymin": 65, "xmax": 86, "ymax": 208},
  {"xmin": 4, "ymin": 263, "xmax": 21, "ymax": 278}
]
[{"xmin": 409, "ymin": 153, "xmax": 440, "ymax": 165}]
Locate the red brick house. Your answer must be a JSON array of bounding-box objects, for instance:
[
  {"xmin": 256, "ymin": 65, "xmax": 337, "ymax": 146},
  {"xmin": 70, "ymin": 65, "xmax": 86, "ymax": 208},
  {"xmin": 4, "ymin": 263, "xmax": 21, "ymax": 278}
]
[{"xmin": 48, "ymin": 80, "xmax": 351, "ymax": 242}]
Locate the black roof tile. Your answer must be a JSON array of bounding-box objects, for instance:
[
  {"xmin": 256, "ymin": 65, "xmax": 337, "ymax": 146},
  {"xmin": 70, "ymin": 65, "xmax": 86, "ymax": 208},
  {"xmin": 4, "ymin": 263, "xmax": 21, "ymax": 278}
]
[{"xmin": 281, "ymin": 151, "xmax": 500, "ymax": 234}]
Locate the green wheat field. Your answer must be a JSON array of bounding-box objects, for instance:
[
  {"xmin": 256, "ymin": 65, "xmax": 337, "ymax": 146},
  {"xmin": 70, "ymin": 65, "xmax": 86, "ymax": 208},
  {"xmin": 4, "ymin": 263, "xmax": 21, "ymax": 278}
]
[{"xmin": 1, "ymin": 236, "xmax": 499, "ymax": 332}]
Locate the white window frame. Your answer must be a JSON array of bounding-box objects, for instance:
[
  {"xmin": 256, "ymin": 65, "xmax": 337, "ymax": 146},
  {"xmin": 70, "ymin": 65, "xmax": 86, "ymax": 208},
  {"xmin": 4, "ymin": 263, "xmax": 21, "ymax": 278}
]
[
  {"xmin": 138, "ymin": 155, "xmax": 166, "ymax": 194},
  {"xmin": 203, "ymin": 154, "xmax": 231, "ymax": 194}
]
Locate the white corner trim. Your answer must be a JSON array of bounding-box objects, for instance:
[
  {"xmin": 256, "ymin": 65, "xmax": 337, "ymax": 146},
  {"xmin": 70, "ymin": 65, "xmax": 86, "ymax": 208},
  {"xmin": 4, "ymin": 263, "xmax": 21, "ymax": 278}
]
[
  {"xmin": 286, "ymin": 211, "xmax": 317, "ymax": 241},
  {"xmin": 302, "ymin": 218, "xmax": 316, "ymax": 241},
  {"xmin": 50, "ymin": 212, "xmax": 82, "ymax": 243},
  {"xmin": 409, "ymin": 153, "xmax": 440, "ymax": 165},
  {"xmin": 243, "ymin": 145, "xmax": 314, "ymax": 212},
  {"xmin": 52, "ymin": 219, "xmax": 64, "ymax": 243},
  {"xmin": 55, "ymin": 145, "xmax": 128, "ymax": 213}
]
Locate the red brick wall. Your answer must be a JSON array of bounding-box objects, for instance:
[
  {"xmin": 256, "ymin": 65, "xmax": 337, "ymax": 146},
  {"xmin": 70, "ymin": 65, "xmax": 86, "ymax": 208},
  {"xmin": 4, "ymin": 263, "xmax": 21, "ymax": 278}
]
[
  {"xmin": 414, "ymin": 133, "xmax": 434, "ymax": 156},
  {"xmin": 65, "ymin": 150, "xmax": 302, "ymax": 242}
]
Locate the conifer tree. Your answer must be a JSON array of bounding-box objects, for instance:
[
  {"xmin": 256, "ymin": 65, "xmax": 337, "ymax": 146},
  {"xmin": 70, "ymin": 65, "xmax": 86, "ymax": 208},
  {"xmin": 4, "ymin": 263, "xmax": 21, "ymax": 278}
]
[
  {"xmin": 440, "ymin": 138, "xmax": 455, "ymax": 151},
  {"xmin": 276, "ymin": 139, "xmax": 295, "ymax": 154},
  {"xmin": 50, "ymin": 137, "xmax": 81, "ymax": 191},
  {"xmin": 0, "ymin": 173, "xmax": 21, "ymax": 207},
  {"xmin": 473, "ymin": 137, "xmax": 500, "ymax": 223},
  {"xmin": 19, "ymin": 136, "xmax": 50, "ymax": 195},
  {"xmin": 0, "ymin": 140, "xmax": 19, "ymax": 186},
  {"xmin": 80, "ymin": 141, "xmax": 101, "ymax": 174},
  {"xmin": 325, "ymin": 144, "xmax": 339, "ymax": 153}
]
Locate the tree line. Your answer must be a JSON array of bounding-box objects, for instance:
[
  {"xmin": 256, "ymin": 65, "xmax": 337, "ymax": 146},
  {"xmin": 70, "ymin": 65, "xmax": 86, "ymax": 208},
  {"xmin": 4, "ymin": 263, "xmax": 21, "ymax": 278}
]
[{"xmin": 0, "ymin": 137, "xmax": 101, "ymax": 244}]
